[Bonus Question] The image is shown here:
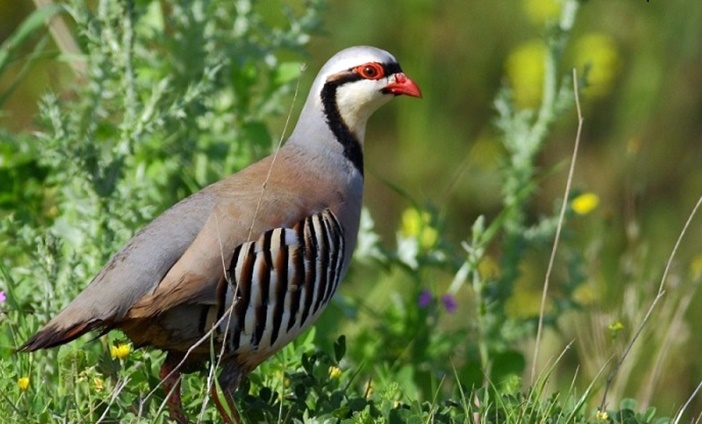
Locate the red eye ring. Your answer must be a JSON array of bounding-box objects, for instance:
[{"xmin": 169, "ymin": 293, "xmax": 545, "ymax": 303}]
[{"xmin": 354, "ymin": 63, "xmax": 385, "ymax": 80}]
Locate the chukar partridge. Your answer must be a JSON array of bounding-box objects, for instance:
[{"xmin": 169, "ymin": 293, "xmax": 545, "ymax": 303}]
[{"xmin": 20, "ymin": 46, "xmax": 421, "ymax": 423}]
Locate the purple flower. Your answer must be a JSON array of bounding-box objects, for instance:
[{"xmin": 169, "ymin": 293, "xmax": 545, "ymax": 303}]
[
  {"xmin": 441, "ymin": 294, "xmax": 457, "ymax": 313},
  {"xmin": 0, "ymin": 291, "xmax": 6, "ymax": 303},
  {"xmin": 418, "ymin": 289, "xmax": 432, "ymax": 308}
]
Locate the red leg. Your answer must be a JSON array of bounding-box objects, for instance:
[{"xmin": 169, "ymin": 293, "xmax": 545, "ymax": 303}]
[
  {"xmin": 159, "ymin": 356, "xmax": 189, "ymax": 424},
  {"xmin": 210, "ymin": 383, "xmax": 241, "ymax": 424}
]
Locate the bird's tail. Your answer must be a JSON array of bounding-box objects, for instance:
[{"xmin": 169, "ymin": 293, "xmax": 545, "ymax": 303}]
[{"xmin": 19, "ymin": 313, "xmax": 106, "ymax": 352}]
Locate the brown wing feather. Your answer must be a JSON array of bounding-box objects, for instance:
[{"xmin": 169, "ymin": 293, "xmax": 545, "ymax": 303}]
[{"xmin": 125, "ymin": 158, "xmax": 329, "ymax": 320}]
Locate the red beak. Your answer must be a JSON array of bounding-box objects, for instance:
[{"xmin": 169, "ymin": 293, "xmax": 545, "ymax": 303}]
[{"xmin": 383, "ymin": 73, "xmax": 422, "ymax": 98}]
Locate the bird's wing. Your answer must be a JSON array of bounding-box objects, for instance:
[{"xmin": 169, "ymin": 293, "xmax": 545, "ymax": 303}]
[
  {"xmin": 19, "ymin": 188, "xmax": 218, "ymax": 350},
  {"xmin": 125, "ymin": 179, "xmax": 323, "ymax": 319}
]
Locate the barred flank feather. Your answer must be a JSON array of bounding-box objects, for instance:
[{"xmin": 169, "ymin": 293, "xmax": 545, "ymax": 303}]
[{"xmin": 203, "ymin": 210, "xmax": 345, "ymax": 363}]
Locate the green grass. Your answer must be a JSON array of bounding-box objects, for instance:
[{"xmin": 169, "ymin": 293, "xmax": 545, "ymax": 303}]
[{"xmin": 1, "ymin": 0, "xmax": 700, "ymax": 422}]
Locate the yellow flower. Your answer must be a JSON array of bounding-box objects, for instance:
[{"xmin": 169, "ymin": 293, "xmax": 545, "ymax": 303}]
[
  {"xmin": 573, "ymin": 33, "xmax": 620, "ymax": 98},
  {"xmin": 523, "ymin": 0, "xmax": 561, "ymax": 24},
  {"xmin": 93, "ymin": 377, "xmax": 105, "ymax": 392},
  {"xmin": 596, "ymin": 410, "xmax": 609, "ymax": 421},
  {"xmin": 608, "ymin": 321, "xmax": 624, "ymax": 339},
  {"xmin": 571, "ymin": 193, "xmax": 600, "ymax": 215},
  {"xmin": 401, "ymin": 208, "xmax": 438, "ymax": 249},
  {"xmin": 17, "ymin": 377, "xmax": 30, "ymax": 392},
  {"xmin": 328, "ymin": 366, "xmax": 342, "ymax": 379},
  {"xmin": 608, "ymin": 321, "xmax": 623, "ymax": 331},
  {"xmin": 110, "ymin": 343, "xmax": 132, "ymax": 360},
  {"xmin": 506, "ymin": 40, "xmax": 546, "ymax": 109}
]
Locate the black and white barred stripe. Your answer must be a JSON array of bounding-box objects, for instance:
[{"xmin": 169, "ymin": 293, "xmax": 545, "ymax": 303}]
[{"xmin": 208, "ymin": 209, "xmax": 345, "ymax": 356}]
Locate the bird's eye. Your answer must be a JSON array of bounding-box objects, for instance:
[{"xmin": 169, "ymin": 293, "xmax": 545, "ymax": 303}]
[{"xmin": 355, "ymin": 63, "xmax": 385, "ymax": 80}]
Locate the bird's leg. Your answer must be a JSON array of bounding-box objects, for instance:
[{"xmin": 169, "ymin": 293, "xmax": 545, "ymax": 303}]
[
  {"xmin": 210, "ymin": 383, "xmax": 241, "ymax": 424},
  {"xmin": 210, "ymin": 362, "xmax": 245, "ymax": 424},
  {"xmin": 159, "ymin": 354, "xmax": 189, "ymax": 424}
]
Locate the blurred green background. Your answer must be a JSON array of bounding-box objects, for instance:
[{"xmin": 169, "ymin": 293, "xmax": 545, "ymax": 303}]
[{"xmin": 2, "ymin": 0, "xmax": 702, "ymax": 417}]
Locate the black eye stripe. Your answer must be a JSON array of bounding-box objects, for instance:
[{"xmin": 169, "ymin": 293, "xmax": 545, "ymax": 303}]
[
  {"xmin": 382, "ymin": 62, "xmax": 402, "ymax": 75},
  {"xmin": 325, "ymin": 62, "xmax": 403, "ymax": 86},
  {"xmin": 346, "ymin": 62, "xmax": 402, "ymax": 76}
]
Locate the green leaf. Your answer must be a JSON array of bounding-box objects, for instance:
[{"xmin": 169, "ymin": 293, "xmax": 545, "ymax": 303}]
[
  {"xmin": 619, "ymin": 398, "xmax": 638, "ymax": 412},
  {"xmin": 642, "ymin": 406, "xmax": 657, "ymax": 422},
  {"xmin": 333, "ymin": 335, "xmax": 346, "ymax": 362}
]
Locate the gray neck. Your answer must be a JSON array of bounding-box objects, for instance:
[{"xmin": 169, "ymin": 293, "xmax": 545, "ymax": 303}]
[{"xmin": 287, "ymin": 77, "xmax": 366, "ymax": 176}]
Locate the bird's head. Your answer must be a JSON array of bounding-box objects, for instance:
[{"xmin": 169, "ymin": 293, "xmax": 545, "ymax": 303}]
[
  {"xmin": 293, "ymin": 46, "xmax": 421, "ymax": 147},
  {"xmin": 287, "ymin": 46, "xmax": 420, "ymax": 176},
  {"xmin": 314, "ymin": 46, "xmax": 421, "ymax": 137}
]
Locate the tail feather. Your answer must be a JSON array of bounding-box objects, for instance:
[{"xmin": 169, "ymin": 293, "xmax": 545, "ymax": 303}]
[{"xmin": 19, "ymin": 320, "xmax": 104, "ymax": 352}]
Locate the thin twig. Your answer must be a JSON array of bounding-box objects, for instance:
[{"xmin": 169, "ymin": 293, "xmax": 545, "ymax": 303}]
[
  {"xmin": 599, "ymin": 193, "xmax": 702, "ymax": 411},
  {"xmin": 530, "ymin": 68, "xmax": 584, "ymax": 384},
  {"xmin": 673, "ymin": 380, "xmax": 702, "ymax": 424},
  {"xmin": 96, "ymin": 377, "xmax": 129, "ymax": 424}
]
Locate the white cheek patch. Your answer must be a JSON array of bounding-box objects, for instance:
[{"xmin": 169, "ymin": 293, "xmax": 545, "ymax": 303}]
[{"xmin": 335, "ymin": 79, "xmax": 393, "ymax": 136}]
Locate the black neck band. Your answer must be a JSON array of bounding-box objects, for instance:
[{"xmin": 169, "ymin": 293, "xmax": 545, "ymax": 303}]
[{"xmin": 320, "ymin": 73, "xmax": 365, "ymax": 176}]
